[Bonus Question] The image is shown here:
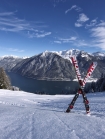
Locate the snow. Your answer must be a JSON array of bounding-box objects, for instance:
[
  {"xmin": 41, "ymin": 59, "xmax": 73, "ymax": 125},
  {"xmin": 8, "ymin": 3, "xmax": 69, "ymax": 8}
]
[
  {"xmin": 1, "ymin": 55, "xmax": 19, "ymax": 59},
  {"xmin": 73, "ymin": 78, "xmax": 98, "ymax": 82},
  {"xmin": 0, "ymin": 89, "xmax": 105, "ymax": 139},
  {"xmin": 92, "ymin": 52, "xmax": 105, "ymax": 57},
  {"xmin": 0, "ymin": 55, "xmax": 29, "ymax": 59},
  {"xmin": 39, "ymin": 49, "xmax": 81, "ymax": 62}
]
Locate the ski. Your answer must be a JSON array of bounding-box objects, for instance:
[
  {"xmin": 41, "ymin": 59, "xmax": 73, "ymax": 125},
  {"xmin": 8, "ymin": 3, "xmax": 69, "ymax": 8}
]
[{"xmin": 66, "ymin": 56, "xmax": 97, "ymax": 113}]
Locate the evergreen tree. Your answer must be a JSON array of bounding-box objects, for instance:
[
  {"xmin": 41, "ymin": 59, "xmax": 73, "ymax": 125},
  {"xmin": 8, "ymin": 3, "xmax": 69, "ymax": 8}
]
[
  {"xmin": 0, "ymin": 67, "xmax": 11, "ymax": 89},
  {"xmin": 90, "ymin": 73, "xmax": 105, "ymax": 92},
  {"xmin": 96, "ymin": 73, "xmax": 104, "ymax": 92}
]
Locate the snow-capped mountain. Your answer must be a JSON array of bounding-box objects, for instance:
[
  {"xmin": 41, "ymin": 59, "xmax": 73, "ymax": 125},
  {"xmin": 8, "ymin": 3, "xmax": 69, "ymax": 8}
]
[
  {"xmin": 0, "ymin": 56, "xmax": 23, "ymax": 71},
  {"xmin": 92, "ymin": 52, "xmax": 105, "ymax": 58},
  {"xmin": 52, "ymin": 49, "xmax": 81, "ymax": 60},
  {"xmin": 11, "ymin": 49, "xmax": 105, "ymax": 80},
  {"xmin": 1, "ymin": 55, "xmax": 19, "ymax": 59},
  {"xmin": 12, "ymin": 52, "xmax": 75, "ymax": 80},
  {"xmin": 1, "ymin": 49, "xmax": 105, "ymax": 80}
]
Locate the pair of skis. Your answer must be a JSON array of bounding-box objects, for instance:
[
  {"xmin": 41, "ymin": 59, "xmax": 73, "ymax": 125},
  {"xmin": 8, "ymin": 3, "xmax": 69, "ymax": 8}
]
[{"xmin": 66, "ymin": 56, "xmax": 97, "ymax": 114}]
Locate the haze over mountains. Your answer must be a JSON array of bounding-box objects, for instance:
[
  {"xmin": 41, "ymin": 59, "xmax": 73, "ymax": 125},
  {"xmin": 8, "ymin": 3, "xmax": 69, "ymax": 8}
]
[{"xmin": 0, "ymin": 49, "xmax": 105, "ymax": 80}]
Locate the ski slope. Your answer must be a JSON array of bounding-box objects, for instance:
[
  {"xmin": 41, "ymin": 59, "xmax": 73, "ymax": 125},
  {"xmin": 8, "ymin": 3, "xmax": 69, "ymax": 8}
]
[{"xmin": 0, "ymin": 89, "xmax": 105, "ymax": 139}]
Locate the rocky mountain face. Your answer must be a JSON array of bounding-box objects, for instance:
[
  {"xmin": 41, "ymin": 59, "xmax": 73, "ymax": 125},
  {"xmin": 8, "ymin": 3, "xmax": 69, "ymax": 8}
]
[
  {"xmin": 0, "ymin": 50, "xmax": 105, "ymax": 80},
  {"xmin": 77, "ymin": 51, "xmax": 105, "ymax": 78},
  {"xmin": 11, "ymin": 52, "xmax": 75, "ymax": 80},
  {"xmin": 0, "ymin": 56, "xmax": 23, "ymax": 71}
]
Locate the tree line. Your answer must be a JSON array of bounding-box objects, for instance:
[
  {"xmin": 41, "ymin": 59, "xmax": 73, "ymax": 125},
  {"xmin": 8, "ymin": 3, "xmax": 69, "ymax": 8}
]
[{"xmin": 86, "ymin": 73, "xmax": 105, "ymax": 93}]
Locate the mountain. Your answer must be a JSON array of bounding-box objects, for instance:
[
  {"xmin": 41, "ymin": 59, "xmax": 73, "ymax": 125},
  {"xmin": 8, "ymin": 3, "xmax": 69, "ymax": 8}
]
[
  {"xmin": 0, "ymin": 55, "xmax": 23, "ymax": 71},
  {"xmin": 92, "ymin": 52, "xmax": 105, "ymax": 57},
  {"xmin": 77, "ymin": 51, "xmax": 105, "ymax": 78},
  {"xmin": 11, "ymin": 50, "xmax": 105, "ymax": 80},
  {"xmin": 12, "ymin": 52, "xmax": 76, "ymax": 80},
  {"xmin": 53, "ymin": 49, "xmax": 81, "ymax": 60},
  {"xmin": 1, "ymin": 50, "xmax": 105, "ymax": 80}
]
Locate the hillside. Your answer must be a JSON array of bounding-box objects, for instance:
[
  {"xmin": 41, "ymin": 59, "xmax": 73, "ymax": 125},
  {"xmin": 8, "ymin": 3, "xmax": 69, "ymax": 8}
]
[{"xmin": 0, "ymin": 89, "xmax": 105, "ymax": 139}]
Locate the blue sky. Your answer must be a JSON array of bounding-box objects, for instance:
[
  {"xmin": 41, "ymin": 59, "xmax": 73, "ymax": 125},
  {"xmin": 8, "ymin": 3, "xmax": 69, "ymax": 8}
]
[{"xmin": 0, "ymin": 0, "xmax": 105, "ymax": 57}]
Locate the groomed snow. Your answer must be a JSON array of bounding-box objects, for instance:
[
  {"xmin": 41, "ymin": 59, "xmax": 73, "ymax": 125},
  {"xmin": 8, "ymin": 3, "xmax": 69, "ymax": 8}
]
[{"xmin": 0, "ymin": 89, "xmax": 105, "ymax": 139}]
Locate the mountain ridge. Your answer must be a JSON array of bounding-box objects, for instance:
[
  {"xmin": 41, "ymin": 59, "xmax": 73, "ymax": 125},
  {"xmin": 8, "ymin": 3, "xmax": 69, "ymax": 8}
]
[{"xmin": 0, "ymin": 49, "xmax": 105, "ymax": 80}]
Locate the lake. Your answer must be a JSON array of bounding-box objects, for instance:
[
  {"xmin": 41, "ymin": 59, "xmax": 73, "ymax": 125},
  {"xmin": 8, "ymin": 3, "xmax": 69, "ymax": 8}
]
[{"xmin": 6, "ymin": 71, "xmax": 81, "ymax": 95}]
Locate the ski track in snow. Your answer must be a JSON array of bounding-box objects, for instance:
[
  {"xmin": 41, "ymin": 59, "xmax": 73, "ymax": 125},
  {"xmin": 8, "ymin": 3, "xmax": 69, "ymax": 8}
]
[{"xmin": 0, "ymin": 90, "xmax": 105, "ymax": 139}]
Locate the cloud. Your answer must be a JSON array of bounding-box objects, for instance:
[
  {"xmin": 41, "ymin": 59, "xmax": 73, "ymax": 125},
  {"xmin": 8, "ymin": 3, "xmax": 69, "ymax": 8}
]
[
  {"xmin": 75, "ymin": 13, "xmax": 89, "ymax": 27},
  {"xmin": 59, "ymin": 36, "xmax": 77, "ymax": 43},
  {"xmin": 52, "ymin": 0, "xmax": 67, "ymax": 7},
  {"xmin": 65, "ymin": 5, "xmax": 82, "ymax": 14},
  {"xmin": 0, "ymin": 46, "xmax": 24, "ymax": 52},
  {"xmin": 75, "ymin": 22, "xmax": 83, "ymax": 27},
  {"xmin": 85, "ymin": 18, "xmax": 98, "ymax": 28},
  {"xmin": 8, "ymin": 48, "xmax": 24, "ymax": 52},
  {"xmin": 54, "ymin": 36, "xmax": 89, "ymax": 48},
  {"xmin": 28, "ymin": 31, "xmax": 51, "ymax": 38},
  {"xmin": 54, "ymin": 41, "xmax": 61, "ymax": 44},
  {"xmin": 0, "ymin": 11, "xmax": 51, "ymax": 38},
  {"xmin": 77, "ymin": 13, "xmax": 89, "ymax": 22},
  {"xmin": 0, "ymin": 12, "xmax": 30, "ymax": 32},
  {"xmin": 54, "ymin": 36, "xmax": 77, "ymax": 44},
  {"xmin": 73, "ymin": 40, "xmax": 88, "ymax": 47},
  {"xmin": 0, "ymin": 12, "xmax": 14, "ymax": 16},
  {"xmin": 90, "ymin": 21, "xmax": 105, "ymax": 50}
]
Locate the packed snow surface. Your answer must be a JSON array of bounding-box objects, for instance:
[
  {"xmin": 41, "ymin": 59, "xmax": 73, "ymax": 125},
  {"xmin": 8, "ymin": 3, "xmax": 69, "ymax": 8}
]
[{"xmin": 0, "ymin": 89, "xmax": 105, "ymax": 139}]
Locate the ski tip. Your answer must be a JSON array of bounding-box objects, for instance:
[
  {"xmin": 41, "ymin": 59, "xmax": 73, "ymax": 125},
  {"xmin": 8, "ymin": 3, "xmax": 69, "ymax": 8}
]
[
  {"xmin": 86, "ymin": 112, "xmax": 91, "ymax": 116},
  {"xmin": 65, "ymin": 109, "xmax": 70, "ymax": 113}
]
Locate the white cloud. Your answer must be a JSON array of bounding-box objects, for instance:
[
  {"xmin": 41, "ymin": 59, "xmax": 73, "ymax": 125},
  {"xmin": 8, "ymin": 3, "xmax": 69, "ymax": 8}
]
[
  {"xmin": 73, "ymin": 40, "xmax": 88, "ymax": 47},
  {"xmin": 75, "ymin": 13, "xmax": 89, "ymax": 27},
  {"xmin": 54, "ymin": 41, "xmax": 61, "ymax": 44},
  {"xmin": 0, "ymin": 46, "xmax": 24, "ymax": 52},
  {"xmin": 77, "ymin": 13, "xmax": 89, "ymax": 22},
  {"xmin": 8, "ymin": 48, "xmax": 24, "ymax": 52},
  {"xmin": 54, "ymin": 36, "xmax": 89, "ymax": 47},
  {"xmin": 90, "ymin": 21, "xmax": 105, "ymax": 50},
  {"xmin": 28, "ymin": 31, "xmax": 51, "ymax": 38},
  {"xmin": 75, "ymin": 22, "xmax": 83, "ymax": 27},
  {"xmin": 97, "ymin": 20, "xmax": 105, "ymax": 27},
  {"xmin": 54, "ymin": 36, "xmax": 77, "ymax": 44},
  {"xmin": 0, "ymin": 12, "xmax": 30, "ymax": 32},
  {"xmin": 86, "ymin": 18, "xmax": 97, "ymax": 28},
  {"xmin": 65, "ymin": 5, "xmax": 82, "ymax": 14},
  {"xmin": 36, "ymin": 32, "xmax": 51, "ymax": 38},
  {"xmin": 0, "ymin": 11, "xmax": 51, "ymax": 38},
  {"xmin": 59, "ymin": 37, "xmax": 77, "ymax": 43},
  {"xmin": 52, "ymin": 0, "xmax": 67, "ymax": 7},
  {"xmin": 0, "ymin": 12, "xmax": 14, "ymax": 16}
]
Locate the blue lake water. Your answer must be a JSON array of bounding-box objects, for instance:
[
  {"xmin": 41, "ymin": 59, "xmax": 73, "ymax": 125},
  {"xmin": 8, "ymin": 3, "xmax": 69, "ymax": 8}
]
[{"xmin": 6, "ymin": 71, "xmax": 81, "ymax": 95}]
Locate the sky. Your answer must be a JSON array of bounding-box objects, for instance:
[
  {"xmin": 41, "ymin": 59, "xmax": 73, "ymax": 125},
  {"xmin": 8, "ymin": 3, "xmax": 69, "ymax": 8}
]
[{"xmin": 0, "ymin": 0, "xmax": 105, "ymax": 57}]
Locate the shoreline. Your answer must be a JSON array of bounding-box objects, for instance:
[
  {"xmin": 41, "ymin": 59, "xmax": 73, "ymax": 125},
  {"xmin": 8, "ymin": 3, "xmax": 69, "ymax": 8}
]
[{"xmin": 7, "ymin": 71, "xmax": 97, "ymax": 82}]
